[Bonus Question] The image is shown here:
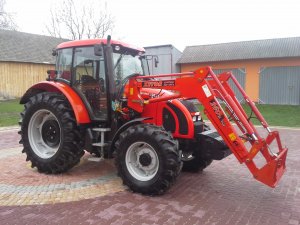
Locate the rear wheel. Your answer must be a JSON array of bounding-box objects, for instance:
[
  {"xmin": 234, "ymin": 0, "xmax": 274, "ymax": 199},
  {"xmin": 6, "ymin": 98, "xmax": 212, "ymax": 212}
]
[
  {"xmin": 19, "ymin": 92, "xmax": 84, "ymax": 173},
  {"xmin": 115, "ymin": 124, "xmax": 181, "ymax": 195}
]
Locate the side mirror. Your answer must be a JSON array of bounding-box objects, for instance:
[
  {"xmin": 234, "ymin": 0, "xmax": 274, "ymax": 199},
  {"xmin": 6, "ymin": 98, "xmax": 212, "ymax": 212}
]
[
  {"xmin": 94, "ymin": 44, "xmax": 103, "ymax": 56},
  {"xmin": 154, "ymin": 57, "xmax": 159, "ymax": 67},
  {"xmin": 52, "ymin": 49, "xmax": 57, "ymax": 56}
]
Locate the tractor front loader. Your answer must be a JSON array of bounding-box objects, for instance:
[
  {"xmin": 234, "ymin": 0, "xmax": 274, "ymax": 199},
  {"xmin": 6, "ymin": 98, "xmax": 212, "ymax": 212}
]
[
  {"xmin": 126, "ymin": 67, "xmax": 288, "ymax": 188},
  {"xmin": 19, "ymin": 36, "xmax": 287, "ymax": 195}
]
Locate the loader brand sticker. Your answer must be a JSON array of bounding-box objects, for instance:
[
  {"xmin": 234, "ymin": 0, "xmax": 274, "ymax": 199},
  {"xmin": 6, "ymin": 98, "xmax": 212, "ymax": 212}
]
[
  {"xmin": 141, "ymin": 80, "xmax": 175, "ymax": 88},
  {"xmin": 209, "ymin": 99, "xmax": 225, "ymax": 126},
  {"xmin": 202, "ymin": 84, "xmax": 212, "ymax": 97}
]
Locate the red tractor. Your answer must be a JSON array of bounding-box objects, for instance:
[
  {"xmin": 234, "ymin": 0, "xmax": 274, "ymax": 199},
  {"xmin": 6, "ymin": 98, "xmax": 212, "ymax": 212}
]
[{"xmin": 19, "ymin": 36, "xmax": 288, "ymax": 195}]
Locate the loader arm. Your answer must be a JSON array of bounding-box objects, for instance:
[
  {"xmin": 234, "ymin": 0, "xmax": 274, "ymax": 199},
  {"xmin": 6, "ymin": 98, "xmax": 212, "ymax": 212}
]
[{"xmin": 127, "ymin": 66, "xmax": 288, "ymax": 188}]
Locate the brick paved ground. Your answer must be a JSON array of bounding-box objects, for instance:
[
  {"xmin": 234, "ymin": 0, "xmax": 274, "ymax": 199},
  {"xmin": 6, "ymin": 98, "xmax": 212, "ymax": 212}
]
[{"xmin": 0, "ymin": 126, "xmax": 299, "ymax": 225}]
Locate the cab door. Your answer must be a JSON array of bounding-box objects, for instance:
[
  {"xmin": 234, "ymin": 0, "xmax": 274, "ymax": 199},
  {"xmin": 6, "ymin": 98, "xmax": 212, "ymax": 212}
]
[{"xmin": 72, "ymin": 46, "xmax": 108, "ymax": 120}]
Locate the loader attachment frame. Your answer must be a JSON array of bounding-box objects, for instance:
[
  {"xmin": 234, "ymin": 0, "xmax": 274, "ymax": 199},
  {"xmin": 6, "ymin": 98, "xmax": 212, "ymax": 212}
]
[{"xmin": 127, "ymin": 66, "xmax": 287, "ymax": 187}]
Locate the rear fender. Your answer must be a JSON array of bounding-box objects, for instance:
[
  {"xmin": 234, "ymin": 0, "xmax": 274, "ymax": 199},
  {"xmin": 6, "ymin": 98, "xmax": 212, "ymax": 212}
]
[{"xmin": 20, "ymin": 81, "xmax": 91, "ymax": 124}]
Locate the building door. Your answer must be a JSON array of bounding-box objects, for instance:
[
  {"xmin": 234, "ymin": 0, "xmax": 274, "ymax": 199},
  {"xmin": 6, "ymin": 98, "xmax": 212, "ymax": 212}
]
[{"xmin": 259, "ymin": 66, "xmax": 300, "ymax": 105}]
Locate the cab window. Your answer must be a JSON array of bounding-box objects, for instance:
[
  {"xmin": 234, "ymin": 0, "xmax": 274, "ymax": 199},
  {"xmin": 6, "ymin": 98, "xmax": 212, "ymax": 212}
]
[
  {"xmin": 73, "ymin": 46, "xmax": 107, "ymax": 120},
  {"xmin": 56, "ymin": 48, "xmax": 72, "ymax": 81}
]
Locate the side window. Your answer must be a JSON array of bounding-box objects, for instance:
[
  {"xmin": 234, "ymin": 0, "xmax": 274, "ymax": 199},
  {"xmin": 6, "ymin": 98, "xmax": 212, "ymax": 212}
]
[
  {"xmin": 56, "ymin": 48, "xmax": 73, "ymax": 81},
  {"xmin": 74, "ymin": 47, "xmax": 95, "ymax": 82},
  {"xmin": 73, "ymin": 46, "xmax": 106, "ymax": 90},
  {"xmin": 73, "ymin": 46, "xmax": 107, "ymax": 120}
]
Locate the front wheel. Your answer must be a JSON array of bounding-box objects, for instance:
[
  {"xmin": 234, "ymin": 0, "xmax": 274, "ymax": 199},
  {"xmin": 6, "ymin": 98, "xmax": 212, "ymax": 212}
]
[
  {"xmin": 181, "ymin": 124, "xmax": 213, "ymax": 172},
  {"xmin": 182, "ymin": 149, "xmax": 212, "ymax": 172},
  {"xmin": 115, "ymin": 124, "xmax": 181, "ymax": 195}
]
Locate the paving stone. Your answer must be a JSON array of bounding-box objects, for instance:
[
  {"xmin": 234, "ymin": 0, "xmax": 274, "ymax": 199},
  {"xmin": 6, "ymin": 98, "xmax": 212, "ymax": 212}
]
[
  {"xmin": 0, "ymin": 127, "xmax": 299, "ymax": 224},
  {"xmin": 289, "ymin": 219, "xmax": 300, "ymax": 225}
]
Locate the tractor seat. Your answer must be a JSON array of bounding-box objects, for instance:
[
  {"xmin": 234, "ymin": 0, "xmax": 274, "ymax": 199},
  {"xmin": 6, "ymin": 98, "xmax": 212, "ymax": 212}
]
[
  {"xmin": 81, "ymin": 75, "xmax": 96, "ymax": 83},
  {"xmin": 60, "ymin": 71, "xmax": 71, "ymax": 80}
]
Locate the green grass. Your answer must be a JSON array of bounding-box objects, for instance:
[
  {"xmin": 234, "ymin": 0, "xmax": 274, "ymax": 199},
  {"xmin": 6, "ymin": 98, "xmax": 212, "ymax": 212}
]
[
  {"xmin": 200, "ymin": 104, "xmax": 300, "ymax": 127},
  {"xmin": 243, "ymin": 104, "xmax": 300, "ymax": 127},
  {"xmin": 0, "ymin": 99, "xmax": 299, "ymax": 127},
  {"xmin": 0, "ymin": 99, "xmax": 23, "ymax": 127}
]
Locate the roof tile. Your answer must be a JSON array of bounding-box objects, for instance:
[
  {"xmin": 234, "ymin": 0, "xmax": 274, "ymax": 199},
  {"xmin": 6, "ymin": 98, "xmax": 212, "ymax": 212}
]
[
  {"xmin": 178, "ymin": 37, "xmax": 300, "ymax": 64},
  {"xmin": 0, "ymin": 29, "xmax": 68, "ymax": 64}
]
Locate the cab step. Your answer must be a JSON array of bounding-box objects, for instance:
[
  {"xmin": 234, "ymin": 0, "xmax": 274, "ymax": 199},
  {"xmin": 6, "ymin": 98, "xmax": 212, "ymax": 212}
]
[{"xmin": 91, "ymin": 127, "xmax": 111, "ymax": 160}]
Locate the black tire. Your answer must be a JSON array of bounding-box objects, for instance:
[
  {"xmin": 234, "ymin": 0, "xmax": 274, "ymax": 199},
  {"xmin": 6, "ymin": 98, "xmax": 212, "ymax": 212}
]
[
  {"xmin": 19, "ymin": 92, "xmax": 84, "ymax": 174},
  {"xmin": 182, "ymin": 124, "xmax": 212, "ymax": 172},
  {"xmin": 182, "ymin": 147, "xmax": 212, "ymax": 172},
  {"xmin": 115, "ymin": 124, "xmax": 181, "ymax": 195}
]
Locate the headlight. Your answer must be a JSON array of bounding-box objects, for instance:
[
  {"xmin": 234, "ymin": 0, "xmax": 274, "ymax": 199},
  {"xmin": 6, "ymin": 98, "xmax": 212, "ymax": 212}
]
[
  {"xmin": 180, "ymin": 99, "xmax": 203, "ymax": 122},
  {"xmin": 191, "ymin": 112, "xmax": 201, "ymax": 122}
]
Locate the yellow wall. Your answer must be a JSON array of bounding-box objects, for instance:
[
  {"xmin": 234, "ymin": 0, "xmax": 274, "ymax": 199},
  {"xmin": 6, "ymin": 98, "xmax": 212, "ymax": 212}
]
[
  {"xmin": 180, "ymin": 57, "xmax": 300, "ymax": 101},
  {"xmin": 0, "ymin": 62, "xmax": 54, "ymax": 98}
]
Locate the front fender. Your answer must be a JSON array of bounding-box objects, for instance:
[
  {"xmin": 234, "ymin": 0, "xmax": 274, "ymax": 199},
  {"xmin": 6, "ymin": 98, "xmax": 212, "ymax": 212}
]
[
  {"xmin": 20, "ymin": 81, "xmax": 91, "ymax": 124},
  {"xmin": 109, "ymin": 117, "xmax": 151, "ymax": 156}
]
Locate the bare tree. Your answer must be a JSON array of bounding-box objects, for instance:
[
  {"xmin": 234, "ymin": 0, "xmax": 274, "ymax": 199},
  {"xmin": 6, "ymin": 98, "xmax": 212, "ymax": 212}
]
[
  {"xmin": 45, "ymin": 0, "xmax": 114, "ymax": 40},
  {"xmin": 0, "ymin": 0, "xmax": 17, "ymax": 30}
]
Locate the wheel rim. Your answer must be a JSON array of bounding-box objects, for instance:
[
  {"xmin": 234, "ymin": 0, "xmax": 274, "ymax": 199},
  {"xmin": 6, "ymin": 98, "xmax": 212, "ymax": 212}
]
[
  {"xmin": 125, "ymin": 142, "xmax": 159, "ymax": 181},
  {"xmin": 28, "ymin": 109, "xmax": 61, "ymax": 159}
]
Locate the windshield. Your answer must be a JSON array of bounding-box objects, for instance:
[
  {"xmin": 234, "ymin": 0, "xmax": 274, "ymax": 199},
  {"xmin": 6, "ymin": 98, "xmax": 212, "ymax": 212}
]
[{"xmin": 113, "ymin": 52, "xmax": 144, "ymax": 80}]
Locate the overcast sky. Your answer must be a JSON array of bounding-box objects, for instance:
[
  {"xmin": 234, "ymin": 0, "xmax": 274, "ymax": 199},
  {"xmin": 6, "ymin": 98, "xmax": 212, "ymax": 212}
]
[{"xmin": 5, "ymin": 0, "xmax": 300, "ymax": 51}]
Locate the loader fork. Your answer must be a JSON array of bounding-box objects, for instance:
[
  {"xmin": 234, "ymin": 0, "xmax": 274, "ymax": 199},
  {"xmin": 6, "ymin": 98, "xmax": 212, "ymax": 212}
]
[
  {"xmin": 198, "ymin": 67, "xmax": 288, "ymax": 187},
  {"xmin": 127, "ymin": 66, "xmax": 288, "ymax": 187}
]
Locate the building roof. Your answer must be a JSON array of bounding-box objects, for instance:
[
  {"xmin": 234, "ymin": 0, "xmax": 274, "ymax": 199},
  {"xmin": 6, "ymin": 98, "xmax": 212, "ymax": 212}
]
[
  {"xmin": 144, "ymin": 44, "xmax": 174, "ymax": 49},
  {"xmin": 178, "ymin": 37, "xmax": 300, "ymax": 64},
  {"xmin": 144, "ymin": 44, "xmax": 182, "ymax": 54},
  {"xmin": 0, "ymin": 29, "xmax": 68, "ymax": 64}
]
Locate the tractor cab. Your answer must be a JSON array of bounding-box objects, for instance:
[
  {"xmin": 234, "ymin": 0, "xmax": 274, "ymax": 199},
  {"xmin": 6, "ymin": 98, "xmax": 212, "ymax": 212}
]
[{"xmin": 51, "ymin": 38, "xmax": 148, "ymax": 122}]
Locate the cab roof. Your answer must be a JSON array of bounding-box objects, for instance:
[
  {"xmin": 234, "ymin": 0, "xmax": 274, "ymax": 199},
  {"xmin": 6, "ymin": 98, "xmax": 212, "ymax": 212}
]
[{"xmin": 56, "ymin": 39, "xmax": 145, "ymax": 53}]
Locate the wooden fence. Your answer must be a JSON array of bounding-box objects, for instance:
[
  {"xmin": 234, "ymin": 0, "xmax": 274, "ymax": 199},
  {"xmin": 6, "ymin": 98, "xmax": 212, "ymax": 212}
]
[{"xmin": 0, "ymin": 62, "xmax": 54, "ymax": 98}]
